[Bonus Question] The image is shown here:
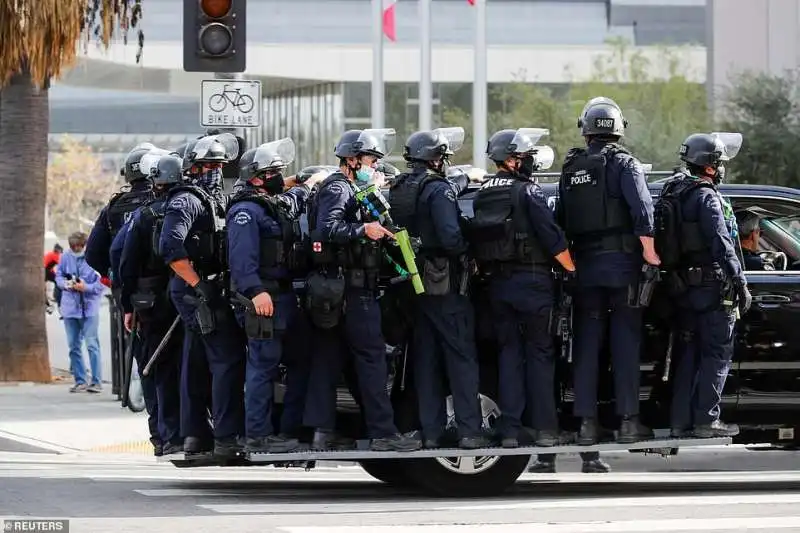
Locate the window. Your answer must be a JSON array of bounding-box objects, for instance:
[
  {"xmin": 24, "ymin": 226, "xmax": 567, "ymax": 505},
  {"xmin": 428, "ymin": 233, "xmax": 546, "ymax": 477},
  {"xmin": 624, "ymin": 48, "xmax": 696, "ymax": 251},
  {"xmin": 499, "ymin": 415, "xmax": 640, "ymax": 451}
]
[{"xmin": 730, "ymin": 196, "xmax": 800, "ymax": 271}]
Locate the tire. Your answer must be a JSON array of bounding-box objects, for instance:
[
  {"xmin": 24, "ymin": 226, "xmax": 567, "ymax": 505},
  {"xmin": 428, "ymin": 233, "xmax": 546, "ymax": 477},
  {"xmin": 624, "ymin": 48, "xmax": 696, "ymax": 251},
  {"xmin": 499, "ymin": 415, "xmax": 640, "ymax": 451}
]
[
  {"xmin": 396, "ymin": 391, "xmax": 530, "ymax": 497},
  {"xmin": 358, "ymin": 459, "xmax": 415, "ymax": 487},
  {"xmin": 209, "ymin": 94, "xmax": 227, "ymax": 113}
]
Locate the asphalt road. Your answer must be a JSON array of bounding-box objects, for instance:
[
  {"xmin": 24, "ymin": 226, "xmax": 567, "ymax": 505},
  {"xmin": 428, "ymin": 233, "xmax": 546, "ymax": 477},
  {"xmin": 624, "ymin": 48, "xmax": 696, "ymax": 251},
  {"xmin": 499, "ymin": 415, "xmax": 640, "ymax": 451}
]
[{"xmin": 1, "ymin": 448, "xmax": 800, "ymax": 533}]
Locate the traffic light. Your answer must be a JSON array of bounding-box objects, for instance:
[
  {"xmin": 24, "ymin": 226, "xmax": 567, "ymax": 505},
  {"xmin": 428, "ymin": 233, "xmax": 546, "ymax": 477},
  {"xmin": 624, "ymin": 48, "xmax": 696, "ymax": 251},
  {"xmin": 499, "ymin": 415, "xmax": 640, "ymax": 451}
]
[{"xmin": 183, "ymin": 0, "xmax": 246, "ymax": 73}]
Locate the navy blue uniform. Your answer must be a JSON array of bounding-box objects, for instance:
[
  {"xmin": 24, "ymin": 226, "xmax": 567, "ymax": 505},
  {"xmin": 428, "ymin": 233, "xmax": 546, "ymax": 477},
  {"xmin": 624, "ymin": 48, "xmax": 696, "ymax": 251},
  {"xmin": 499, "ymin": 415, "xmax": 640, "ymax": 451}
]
[
  {"xmin": 405, "ymin": 170, "xmax": 483, "ymax": 443},
  {"xmin": 119, "ymin": 200, "xmax": 183, "ymax": 449},
  {"xmin": 159, "ymin": 186, "xmax": 245, "ymax": 442},
  {"xmin": 558, "ymin": 141, "xmax": 654, "ymax": 421},
  {"xmin": 473, "ymin": 171, "xmax": 565, "ymax": 440},
  {"xmin": 303, "ymin": 174, "xmax": 399, "ymax": 439},
  {"xmin": 227, "ymin": 186, "xmax": 310, "ymax": 440},
  {"xmin": 668, "ymin": 178, "xmax": 744, "ymax": 431}
]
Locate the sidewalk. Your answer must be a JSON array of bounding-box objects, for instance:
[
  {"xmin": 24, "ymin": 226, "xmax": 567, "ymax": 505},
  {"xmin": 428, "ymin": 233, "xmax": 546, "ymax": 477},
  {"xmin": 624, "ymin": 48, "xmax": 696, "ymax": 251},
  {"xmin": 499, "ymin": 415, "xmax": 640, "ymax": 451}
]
[{"xmin": 0, "ymin": 381, "xmax": 155, "ymax": 457}]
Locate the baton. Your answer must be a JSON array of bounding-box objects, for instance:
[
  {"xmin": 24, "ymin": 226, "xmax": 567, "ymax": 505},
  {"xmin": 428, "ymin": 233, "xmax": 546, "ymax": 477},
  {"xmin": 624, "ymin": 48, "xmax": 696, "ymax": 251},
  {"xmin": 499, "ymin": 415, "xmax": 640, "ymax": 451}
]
[
  {"xmin": 662, "ymin": 329, "xmax": 674, "ymax": 382},
  {"xmin": 142, "ymin": 315, "xmax": 181, "ymax": 376}
]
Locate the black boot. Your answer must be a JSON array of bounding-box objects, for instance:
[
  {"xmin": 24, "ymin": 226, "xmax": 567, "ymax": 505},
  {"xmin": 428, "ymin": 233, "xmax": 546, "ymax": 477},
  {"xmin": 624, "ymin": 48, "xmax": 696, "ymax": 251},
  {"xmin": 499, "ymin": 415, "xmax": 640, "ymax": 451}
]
[
  {"xmin": 527, "ymin": 458, "xmax": 556, "ymax": 474},
  {"xmin": 213, "ymin": 436, "xmax": 244, "ymax": 458},
  {"xmin": 311, "ymin": 430, "xmax": 355, "ymax": 451},
  {"xmin": 577, "ymin": 418, "xmax": 598, "ymax": 445},
  {"xmin": 535, "ymin": 429, "xmax": 560, "ymax": 447},
  {"xmin": 370, "ymin": 433, "xmax": 422, "ymax": 452},
  {"xmin": 266, "ymin": 434, "xmax": 300, "ymax": 453},
  {"xmin": 161, "ymin": 442, "xmax": 184, "ymax": 456},
  {"xmin": 617, "ymin": 415, "xmax": 654, "ymax": 444},
  {"xmin": 581, "ymin": 458, "xmax": 611, "ymax": 473},
  {"xmin": 693, "ymin": 420, "xmax": 739, "ymax": 438},
  {"xmin": 458, "ymin": 434, "xmax": 491, "ymax": 449},
  {"xmin": 183, "ymin": 436, "xmax": 213, "ymax": 455}
]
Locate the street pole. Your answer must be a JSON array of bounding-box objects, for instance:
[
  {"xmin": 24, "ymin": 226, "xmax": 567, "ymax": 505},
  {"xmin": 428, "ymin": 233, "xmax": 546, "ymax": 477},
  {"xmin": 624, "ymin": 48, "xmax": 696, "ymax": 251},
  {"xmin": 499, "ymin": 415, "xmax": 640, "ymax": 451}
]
[
  {"xmin": 419, "ymin": 0, "xmax": 432, "ymax": 131},
  {"xmin": 371, "ymin": 0, "xmax": 385, "ymax": 128},
  {"xmin": 472, "ymin": 0, "xmax": 487, "ymax": 168}
]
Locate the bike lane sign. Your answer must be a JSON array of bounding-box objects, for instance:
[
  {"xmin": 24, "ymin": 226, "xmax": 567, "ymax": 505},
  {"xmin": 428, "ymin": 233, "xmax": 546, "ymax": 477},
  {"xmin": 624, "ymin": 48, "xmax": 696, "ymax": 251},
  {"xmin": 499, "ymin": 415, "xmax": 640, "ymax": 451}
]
[{"xmin": 201, "ymin": 79, "xmax": 262, "ymax": 128}]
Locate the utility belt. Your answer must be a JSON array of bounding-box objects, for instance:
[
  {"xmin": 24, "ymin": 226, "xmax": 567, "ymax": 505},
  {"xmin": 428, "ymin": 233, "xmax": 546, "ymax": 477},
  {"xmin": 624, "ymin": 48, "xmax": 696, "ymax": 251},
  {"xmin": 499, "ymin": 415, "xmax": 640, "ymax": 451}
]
[
  {"xmin": 130, "ymin": 275, "xmax": 170, "ymax": 314},
  {"xmin": 481, "ymin": 261, "xmax": 552, "ymax": 279},
  {"xmin": 182, "ymin": 273, "xmax": 230, "ymax": 336},
  {"xmin": 571, "ymin": 231, "xmax": 638, "ymax": 255},
  {"xmin": 665, "ymin": 265, "xmax": 729, "ymax": 298},
  {"xmin": 417, "ymin": 253, "xmax": 474, "ymax": 297}
]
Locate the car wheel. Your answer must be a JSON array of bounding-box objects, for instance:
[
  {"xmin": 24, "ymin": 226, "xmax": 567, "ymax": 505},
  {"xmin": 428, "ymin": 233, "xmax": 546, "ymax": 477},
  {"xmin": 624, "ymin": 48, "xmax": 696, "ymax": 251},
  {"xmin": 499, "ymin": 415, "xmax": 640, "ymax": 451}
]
[
  {"xmin": 400, "ymin": 393, "xmax": 530, "ymax": 497},
  {"xmin": 358, "ymin": 459, "xmax": 415, "ymax": 487}
]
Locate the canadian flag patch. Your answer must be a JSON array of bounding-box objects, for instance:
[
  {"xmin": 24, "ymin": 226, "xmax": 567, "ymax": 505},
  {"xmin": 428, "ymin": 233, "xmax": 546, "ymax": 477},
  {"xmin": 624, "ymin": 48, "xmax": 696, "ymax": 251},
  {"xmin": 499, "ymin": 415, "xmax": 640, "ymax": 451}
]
[{"xmin": 312, "ymin": 242, "xmax": 322, "ymax": 253}]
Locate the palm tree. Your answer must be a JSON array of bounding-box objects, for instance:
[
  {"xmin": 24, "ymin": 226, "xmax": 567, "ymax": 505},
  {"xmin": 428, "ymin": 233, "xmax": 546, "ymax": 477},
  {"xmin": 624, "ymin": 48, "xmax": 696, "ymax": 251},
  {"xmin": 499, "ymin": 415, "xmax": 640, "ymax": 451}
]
[{"xmin": 0, "ymin": 0, "xmax": 144, "ymax": 381}]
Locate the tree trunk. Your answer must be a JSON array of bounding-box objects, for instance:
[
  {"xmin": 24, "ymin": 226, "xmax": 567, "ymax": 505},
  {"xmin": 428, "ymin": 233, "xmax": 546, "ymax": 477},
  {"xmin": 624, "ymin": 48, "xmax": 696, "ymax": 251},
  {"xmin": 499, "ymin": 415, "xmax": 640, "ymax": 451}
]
[{"xmin": 0, "ymin": 68, "xmax": 51, "ymax": 382}]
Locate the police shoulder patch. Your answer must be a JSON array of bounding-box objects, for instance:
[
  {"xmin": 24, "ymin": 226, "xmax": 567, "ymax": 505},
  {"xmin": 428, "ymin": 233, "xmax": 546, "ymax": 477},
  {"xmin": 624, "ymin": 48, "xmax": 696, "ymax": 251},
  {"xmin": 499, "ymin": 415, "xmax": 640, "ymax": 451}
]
[
  {"xmin": 168, "ymin": 194, "xmax": 189, "ymax": 211},
  {"xmin": 233, "ymin": 210, "xmax": 253, "ymax": 226}
]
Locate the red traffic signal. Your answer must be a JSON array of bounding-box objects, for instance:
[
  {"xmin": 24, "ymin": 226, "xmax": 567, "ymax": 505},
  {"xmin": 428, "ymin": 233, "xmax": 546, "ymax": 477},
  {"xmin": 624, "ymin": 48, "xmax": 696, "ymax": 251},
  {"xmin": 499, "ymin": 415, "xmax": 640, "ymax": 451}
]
[{"xmin": 184, "ymin": 0, "xmax": 245, "ymax": 72}]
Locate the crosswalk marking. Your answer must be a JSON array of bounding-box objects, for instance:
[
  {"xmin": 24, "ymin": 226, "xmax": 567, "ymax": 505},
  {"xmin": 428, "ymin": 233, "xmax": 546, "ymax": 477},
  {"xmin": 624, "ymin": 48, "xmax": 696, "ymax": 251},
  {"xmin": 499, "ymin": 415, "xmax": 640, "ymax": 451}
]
[{"xmin": 280, "ymin": 516, "xmax": 800, "ymax": 533}]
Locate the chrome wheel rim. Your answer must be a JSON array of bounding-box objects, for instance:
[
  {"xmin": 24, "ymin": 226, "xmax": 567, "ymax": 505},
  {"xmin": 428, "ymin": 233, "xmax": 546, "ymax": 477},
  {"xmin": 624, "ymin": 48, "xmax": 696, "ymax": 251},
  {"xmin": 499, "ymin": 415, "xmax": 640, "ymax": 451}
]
[{"xmin": 434, "ymin": 393, "xmax": 502, "ymax": 475}]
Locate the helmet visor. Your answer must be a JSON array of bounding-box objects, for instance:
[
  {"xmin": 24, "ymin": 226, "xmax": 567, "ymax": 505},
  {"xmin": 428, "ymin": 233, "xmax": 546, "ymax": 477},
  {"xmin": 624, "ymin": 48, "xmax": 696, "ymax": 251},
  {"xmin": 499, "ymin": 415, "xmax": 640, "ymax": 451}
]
[
  {"xmin": 432, "ymin": 127, "xmax": 465, "ymax": 153},
  {"xmin": 711, "ymin": 132, "xmax": 743, "ymax": 161},
  {"xmin": 510, "ymin": 128, "xmax": 549, "ymax": 154},
  {"xmin": 357, "ymin": 128, "xmax": 396, "ymax": 158},
  {"xmin": 253, "ymin": 138, "xmax": 296, "ymax": 171},
  {"xmin": 192, "ymin": 132, "xmax": 239, "ymax": 161},
  {"xmin": 140, "ymin": 148, "xmax": 171, "ymax": 176},
  {"xmin": 532, "ymin": 145, "xmax": 555, "ymax": 170}
]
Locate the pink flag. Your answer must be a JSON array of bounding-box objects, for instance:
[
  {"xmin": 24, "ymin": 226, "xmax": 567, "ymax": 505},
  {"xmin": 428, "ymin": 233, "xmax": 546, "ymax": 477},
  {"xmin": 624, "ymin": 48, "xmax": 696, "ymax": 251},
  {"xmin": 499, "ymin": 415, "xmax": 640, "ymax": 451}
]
[
  {"xmin": 467, "ymin": 0, "xmax": 475, "ymax": 5},
  {"xmin": 383, "ymin": 0, "xmax": 397, "ymax": 41}
]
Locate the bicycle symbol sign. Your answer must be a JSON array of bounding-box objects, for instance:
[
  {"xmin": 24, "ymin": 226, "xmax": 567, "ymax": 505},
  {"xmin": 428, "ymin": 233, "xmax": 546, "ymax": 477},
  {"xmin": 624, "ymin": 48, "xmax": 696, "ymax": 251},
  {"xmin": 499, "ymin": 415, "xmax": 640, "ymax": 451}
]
[{"xmin": 200, "ymin": 79, "xmax": 262, "ymax": 128}]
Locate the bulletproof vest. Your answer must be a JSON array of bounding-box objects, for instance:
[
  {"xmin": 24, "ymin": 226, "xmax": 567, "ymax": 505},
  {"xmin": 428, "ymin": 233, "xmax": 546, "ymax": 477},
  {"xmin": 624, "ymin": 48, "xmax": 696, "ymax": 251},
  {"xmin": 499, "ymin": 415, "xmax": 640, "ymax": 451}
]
[
  {"xmin": 471, "ymin": 174, "xmax": 549, "ymax": 266},
  {"xmin": 307, "ymin": 173, "xmax": 381, "ymax": 272},
  {"xmin": 228, "ymin": 189, "xmax": 297, "ymax": 278},
  {"xmin": 388, "ymin": 169, "xmax": 443, "ymax": 236},
  {"xmin": 121, "ymin": 197, "xmax": 171, "ymax": 293},
  {"xmin": 106, "ymin": 183, "xmax": 154, "ymax": 238},
  {"xmin": 165, "ymin": 184, "xmax": 228, "ymax": 276},
  {"xmin": 654, "ymin": 172, "xmax": 715, "ymax": 269},
  {"xmin": 559, "ymin": 144, "xmax": 635, "ymax": 253}
]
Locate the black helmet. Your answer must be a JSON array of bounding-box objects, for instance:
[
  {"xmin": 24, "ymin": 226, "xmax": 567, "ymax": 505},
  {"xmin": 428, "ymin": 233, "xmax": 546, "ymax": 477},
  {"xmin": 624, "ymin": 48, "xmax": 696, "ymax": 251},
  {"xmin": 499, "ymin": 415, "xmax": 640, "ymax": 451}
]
[
  {"xmin": 577, "ymin": 97, "xmax": 627, "ymax": 137},
  {"xmin": 679, "ymin": 132, "xmax": 743, "ymax": 167},
  {"xmin": 181, "ymin": 139, "xmax": 199, "ymax": 175},
  {"xmin": 152, "ymin": 154, "xmax": 184, "ymax": 187},
  {"xmin": 238, "ymin": 138, "xmax": 296, "ymax": 183},
  {"xmin": 189, "ymin": 133, "xmax": 238, "ymax": 164},
  {"xmin": 334, "ymin": 128, "xmax": 396, "ymax": 159},
  {"xmin": 403, "ymin": 127, "xmax": 465, "ymax": 163},
  {"xmin": 121, "ymin": 148, "xmax": 150, "ymax": 182},
  {"xmin": 376, "ymin": 161, "xmax": 400, "ymax": 178},
  {"xmin": 486, "ymin": 128, "xmax": 549, "ymax": 163}
]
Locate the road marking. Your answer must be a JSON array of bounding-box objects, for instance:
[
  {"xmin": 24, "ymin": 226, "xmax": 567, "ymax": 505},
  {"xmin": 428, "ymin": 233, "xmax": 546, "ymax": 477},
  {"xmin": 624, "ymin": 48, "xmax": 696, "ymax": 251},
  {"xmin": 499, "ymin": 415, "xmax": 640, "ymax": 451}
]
[
  {"xmin": 0, "ymin": 429, "xmax": 81, "ymax": 454},
  {"xmin": 280, "ymin": 516, "xmax": 800, "ymax": 532}
]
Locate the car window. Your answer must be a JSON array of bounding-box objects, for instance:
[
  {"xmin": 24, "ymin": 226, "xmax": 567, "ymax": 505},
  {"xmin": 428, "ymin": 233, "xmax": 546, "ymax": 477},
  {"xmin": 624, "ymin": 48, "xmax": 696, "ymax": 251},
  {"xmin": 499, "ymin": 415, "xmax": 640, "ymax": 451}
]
[{"xmin": 729, "ymin": 196, "xmax": 800, "ymax": 271}]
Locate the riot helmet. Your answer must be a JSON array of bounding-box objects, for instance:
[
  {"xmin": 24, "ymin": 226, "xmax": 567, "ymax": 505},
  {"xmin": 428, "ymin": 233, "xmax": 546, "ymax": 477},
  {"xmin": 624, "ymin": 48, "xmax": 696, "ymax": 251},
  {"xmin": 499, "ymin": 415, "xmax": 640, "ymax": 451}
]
[
  {"xmin": 334, "ymin": 128, "xmax": 396, "ymax": 184},
  {"xmin": 679, "ymin": 132, "xmax": 742, "ymax": 183},
  {"xmin": 577, "ymin": 97, "xmax": 627, "ymax": 137},
  {"xmin": 152, "ymin": 154, "xmax": 184, "ymax": 189},
  {"xmin": 238, "ymin": 138, "xmax": 296, "ymax": 194},
  {"xmin": 139, "ymin": 148, "xmax": 172, "ymax": 178},
  {"xmin": 486, "ymin": 128, "xmax": 551, "ymax": 178},
  {"xmin": 189, "ymin": 132, "xmax": 238, "ymax": 165},
  {"xmin": 296, "ymin": 165, "xmax": 337, "ymax": 185},
  {"xmin": 121, "ymin": 148, "xmax": 151, "ymax": 183},
  {"xmin": 403, "ymin": 127, "xmax": 464, "ymax": 173},
  {"xmin": 181, "ymin": 139, "xmax": 200, "ymax": 175}
]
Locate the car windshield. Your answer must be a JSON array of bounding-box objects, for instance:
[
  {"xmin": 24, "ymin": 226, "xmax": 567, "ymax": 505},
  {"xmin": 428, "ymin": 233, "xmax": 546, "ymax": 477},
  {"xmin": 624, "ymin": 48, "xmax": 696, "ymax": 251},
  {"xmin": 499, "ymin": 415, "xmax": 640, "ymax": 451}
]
[{"xmin": 770, "ymin": 215, "xmax": 800, "ymax": 241}]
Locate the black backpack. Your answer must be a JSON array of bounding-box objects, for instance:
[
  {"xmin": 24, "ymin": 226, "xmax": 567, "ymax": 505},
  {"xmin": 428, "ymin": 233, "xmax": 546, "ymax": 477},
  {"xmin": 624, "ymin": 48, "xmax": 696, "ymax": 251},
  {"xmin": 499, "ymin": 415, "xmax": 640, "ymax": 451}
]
[{"xmin": 653, "ymin": 175, "xmax": 713, "ymax": 270}]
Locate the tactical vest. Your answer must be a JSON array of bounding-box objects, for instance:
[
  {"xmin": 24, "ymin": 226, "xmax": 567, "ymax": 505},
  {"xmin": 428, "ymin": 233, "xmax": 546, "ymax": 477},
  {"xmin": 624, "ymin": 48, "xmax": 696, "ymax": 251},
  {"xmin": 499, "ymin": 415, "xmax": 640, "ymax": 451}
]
[
  {"xmin": 227, "ymin": 190, "xmax": 299, "ymax": 279},
  {"xmin": 307, "ymin": 173, "xmax": 381, "ymax": 276},
  {"xmin": 470, "ymin": 175, "xmax": 550, "ymax": 266},
  {"xmin": 559, "ymin": 144, "xmax": 636, "ymax": 253},
  {"xmin": 165, "ymin": 185, "xmax": 228, "ymax": 276},
  {"xmin": 388, "ymin": 169, "xmax": 443, "ymax": 237},
  {"xmin": 106, "ymin": 184, "xmax": 154, "ymax": 239},
  {"xmin": 654, "ymin": 173, "xmax": 716, "ymax": 269}
]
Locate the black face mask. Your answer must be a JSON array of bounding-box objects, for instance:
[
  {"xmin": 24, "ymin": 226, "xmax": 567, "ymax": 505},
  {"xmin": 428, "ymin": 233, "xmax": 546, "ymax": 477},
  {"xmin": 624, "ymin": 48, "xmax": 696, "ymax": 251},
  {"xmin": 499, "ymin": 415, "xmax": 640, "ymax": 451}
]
[
  {"xmin": 263, "ymin": 172, "xmax": 285, "ymax": 195},
  {"xmin": 518, "ymin": 155, "xmax": 535, "ymax": 178}
]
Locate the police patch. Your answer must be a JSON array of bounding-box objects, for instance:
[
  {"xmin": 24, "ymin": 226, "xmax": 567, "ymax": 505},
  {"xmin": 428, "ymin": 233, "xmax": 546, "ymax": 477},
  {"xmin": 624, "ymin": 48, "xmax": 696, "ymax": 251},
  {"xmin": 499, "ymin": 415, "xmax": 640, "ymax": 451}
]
[
  {"xmin": 169, "ymin": 196, "xmax": 189, "ymax": 210},
  {"xmin": 594, "ymin": 118, "xmax": 615, "ymax": 129},
  {"xmin": 234, "ymin": 211, "xmax": 252, "ymax": 225}
]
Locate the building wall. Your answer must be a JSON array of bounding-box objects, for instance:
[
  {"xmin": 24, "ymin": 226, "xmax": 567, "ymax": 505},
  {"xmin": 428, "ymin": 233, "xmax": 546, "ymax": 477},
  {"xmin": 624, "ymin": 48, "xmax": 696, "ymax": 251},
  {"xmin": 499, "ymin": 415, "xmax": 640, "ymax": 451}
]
[{"xmin": 708, "ymin": 0, "xmax": 800, "ymax": 103}]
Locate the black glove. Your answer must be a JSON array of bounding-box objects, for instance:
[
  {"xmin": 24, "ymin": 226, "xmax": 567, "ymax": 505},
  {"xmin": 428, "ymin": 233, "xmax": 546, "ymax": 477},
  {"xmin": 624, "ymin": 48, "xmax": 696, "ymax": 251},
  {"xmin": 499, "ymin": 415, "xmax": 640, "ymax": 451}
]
[
  {"xmin": 193, "ymin": 280, "xmax": 220, "ymax": 306},
  {"xmin": 735, "ymin": 281, "xmax": 752, "ymax": 315}
]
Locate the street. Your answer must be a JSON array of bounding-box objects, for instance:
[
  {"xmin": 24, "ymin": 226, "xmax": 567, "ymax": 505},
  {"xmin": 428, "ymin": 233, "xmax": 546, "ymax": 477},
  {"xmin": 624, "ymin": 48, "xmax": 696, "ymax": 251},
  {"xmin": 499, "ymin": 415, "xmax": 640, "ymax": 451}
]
[{"xmin": 1, "ymin": 447, "xmax": 800, "ymax": 532}]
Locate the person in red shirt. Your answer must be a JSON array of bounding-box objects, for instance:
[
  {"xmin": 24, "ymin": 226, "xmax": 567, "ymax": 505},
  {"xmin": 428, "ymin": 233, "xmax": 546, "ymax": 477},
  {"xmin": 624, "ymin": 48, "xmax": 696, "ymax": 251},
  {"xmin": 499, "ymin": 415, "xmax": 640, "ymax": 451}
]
[{"xmin": 44, "ymin": 244, "xmax": 63, "ymax": 313}]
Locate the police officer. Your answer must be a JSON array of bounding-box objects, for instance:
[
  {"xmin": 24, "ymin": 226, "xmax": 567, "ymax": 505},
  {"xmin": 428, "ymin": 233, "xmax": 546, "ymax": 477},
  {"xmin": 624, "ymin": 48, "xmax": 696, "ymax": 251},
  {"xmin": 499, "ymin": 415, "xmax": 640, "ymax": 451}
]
[
  {"xmin": 159, "ymin": 133, "xmax": 247, "ymax": 457},
  {"xmin": 304, "ymin": 129, "xmax": 420, "ymax": 452},
  {"xmin": 389, "ymin": 127, "xmax": 486, "ymax": 449},
  {"xmin": 663, "ymin": 132, "xmax": 751, "ymax": 438},
  {"xmin": 736, "ymin": 210, "xmax": 772, "ymax": 271},
  {"xmin": 226, "ymin": 138, "xmax": 325, "ymax": 453},
  {"xmin": 117, "ymin": 153, "xmax": 185, "ymax": 456},
  {"xmin": 472, "ymin": 128, "xmax": 572, "ymax": 448},
  {"xmin": 558, "ymin": 97, "xmax": 658, "ymax": 444},
  {"xmin": 86, "ymin": 144, "xmax": 156, "ymax": 275}
]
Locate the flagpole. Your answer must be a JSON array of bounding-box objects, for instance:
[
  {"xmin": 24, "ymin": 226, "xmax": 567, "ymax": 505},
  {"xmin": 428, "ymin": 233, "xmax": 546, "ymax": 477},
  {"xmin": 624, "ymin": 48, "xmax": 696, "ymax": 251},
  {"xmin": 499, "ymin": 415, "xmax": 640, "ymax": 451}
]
[
  {"xmin": 472, "ymin": 0, "xmax": 487, "ymax": 168},
  {"xmin": 372, "ymin": 0, "xmax": 385, "ymax": 129},
  {"xmin": 419, "ymin": 0, "xmax": 432, "ymax": 131}
]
